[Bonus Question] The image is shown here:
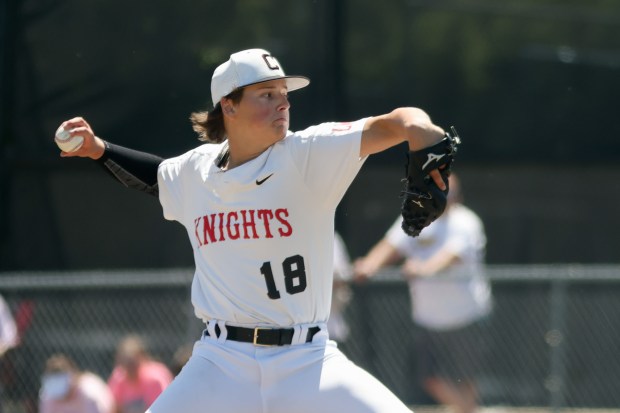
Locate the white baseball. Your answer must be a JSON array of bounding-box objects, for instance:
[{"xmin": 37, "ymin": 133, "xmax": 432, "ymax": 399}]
[{"xmin": 55, "ymin": 126, "xmax": 84, "ymax": 152}]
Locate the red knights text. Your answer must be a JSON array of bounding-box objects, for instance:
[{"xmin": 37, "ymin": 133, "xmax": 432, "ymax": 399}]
[{"xmin": 193, "ymin": 208, "xmax": 293, "ymax": 247}]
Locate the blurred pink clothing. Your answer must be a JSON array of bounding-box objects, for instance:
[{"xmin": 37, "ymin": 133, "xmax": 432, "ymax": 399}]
[
  {"xmin": 107, "ymin": 360, "xmax": 173, "ymax": 413},
  {"xmin": 39, "ymin": 372, "xmax": 115, "ymax": 413}
]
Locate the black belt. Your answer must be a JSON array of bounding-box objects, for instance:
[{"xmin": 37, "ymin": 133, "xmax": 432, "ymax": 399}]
[{"xmin": 206, "ymin": 324, "xmax": 321, "ymax": 346}]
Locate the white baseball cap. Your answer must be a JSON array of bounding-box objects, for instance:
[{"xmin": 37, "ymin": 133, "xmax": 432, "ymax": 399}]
[{"xmin": 211, "ymin": 48, "xmax": 310, "ymax": 106}]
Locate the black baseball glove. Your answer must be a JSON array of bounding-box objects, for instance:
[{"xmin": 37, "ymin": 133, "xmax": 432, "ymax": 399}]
[{"xmin": 400, "ymin": 127, "xmax": 461, "ymax": 237}]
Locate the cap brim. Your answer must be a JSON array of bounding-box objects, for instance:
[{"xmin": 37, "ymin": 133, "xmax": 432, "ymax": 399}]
[{"xmin": 284, "ymin": 76, "xmax": 310, "ymax": 92}]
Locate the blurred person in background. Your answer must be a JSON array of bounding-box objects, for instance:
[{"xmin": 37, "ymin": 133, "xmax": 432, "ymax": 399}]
[
  {"xmin": 39, "ymin": 353, "xmax": 114, "ymax": 413},
  {"xmin": 0, "ymin": 294, "xmax": 18, "ymax": 413},
  {"xmin": 354, "ymin": 174, "xmax": 491, "ymax": 413},
  {"xmin": 107, "ymin": 335, "xmax": 173, "ymax": 413},
  {"xmin": 0, "ymin": 294, "xmax": 18, "ymax": 358},
  {"xmin": 1, "ymin": 298, "xmax": 36, "ymax": 413},
  {"xmin": 326, "ymin": 232, "xmax": 354, "ymax": 348}
]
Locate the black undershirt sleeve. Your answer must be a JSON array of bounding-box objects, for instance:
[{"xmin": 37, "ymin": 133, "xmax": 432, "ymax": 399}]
[{"xmin": 95, "ymin": 141, "xmax": 164, "ymax": 197}]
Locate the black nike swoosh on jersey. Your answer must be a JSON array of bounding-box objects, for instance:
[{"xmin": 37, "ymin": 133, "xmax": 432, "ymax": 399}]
[{"xmin": 256, "ymin": 173, "xmax": 274, "ymax": 185}]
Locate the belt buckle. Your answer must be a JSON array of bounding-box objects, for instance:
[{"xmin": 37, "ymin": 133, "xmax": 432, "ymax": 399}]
[{"xmin": 253, "ymin": 327, "xmax": 271, "ymax": 346}]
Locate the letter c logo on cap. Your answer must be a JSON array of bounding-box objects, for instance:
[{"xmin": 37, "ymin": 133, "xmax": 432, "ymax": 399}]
[{"xmin": 262, "ymin": 54, "xmax": 280, "ymax": 71}]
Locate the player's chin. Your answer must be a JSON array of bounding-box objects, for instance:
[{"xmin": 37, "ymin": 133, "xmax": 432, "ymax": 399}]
[{"xmin": 272, "ymin": 120, "xmax": 289, "ymax": 135}]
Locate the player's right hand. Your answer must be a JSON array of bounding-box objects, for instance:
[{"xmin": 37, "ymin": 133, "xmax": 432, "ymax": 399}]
[{"xmin": 56, "ymin": 117, "xmax": 106, "ymax": 160}]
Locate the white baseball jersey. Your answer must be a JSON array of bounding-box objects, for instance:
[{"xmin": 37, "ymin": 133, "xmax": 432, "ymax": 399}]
[
  {"xmin": 158, "ymin": 120, "xmax": 368, "ymax": 328},
  {"xmin": 386, "ymin": 203, "xmax": 491, "ymax": 330}
]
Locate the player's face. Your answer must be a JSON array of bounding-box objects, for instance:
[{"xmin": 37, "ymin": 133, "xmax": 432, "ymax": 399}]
[{"xmin": 235, "ymin": 79, "xmax": 290, "ymax": 143}]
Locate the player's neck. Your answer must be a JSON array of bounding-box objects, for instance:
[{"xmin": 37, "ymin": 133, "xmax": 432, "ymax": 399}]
[
  {"xmin": 222, "ymin": 144, "xmax": 265, "ymax": 170},
  {"xmin": 225, "ymin": 134, "xmax": 282, "ymax": 170}
]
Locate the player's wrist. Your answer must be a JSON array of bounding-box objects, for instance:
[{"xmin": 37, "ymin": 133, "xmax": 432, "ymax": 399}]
[{"xmin": 91, "ymin": 137, "xmax": 106, "ymax": 160}]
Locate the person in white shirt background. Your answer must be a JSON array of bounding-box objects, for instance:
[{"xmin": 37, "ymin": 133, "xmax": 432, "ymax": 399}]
[
  {"xmin": 327, "ymin": 232, "xmax": 354, "ymax": 346},
  {"xmin": 0, "ymin": 295, "xmax": 17, "ymax": 359},
  {"xmin": 0, "ymin": 294, "xmax": 19, "ymax": 413},
  {"xmin": 39, "ymin": 353, "xmax": 115, "ymax": 413},
  {"xmin": 354, "ymin": 174, "xmax": 492, "ymax": 413}
]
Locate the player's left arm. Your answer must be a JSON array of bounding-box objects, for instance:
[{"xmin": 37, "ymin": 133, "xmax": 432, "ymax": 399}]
[{"xmin": 360, "ymin": 107, "xmax": 446, "ymax": 189}]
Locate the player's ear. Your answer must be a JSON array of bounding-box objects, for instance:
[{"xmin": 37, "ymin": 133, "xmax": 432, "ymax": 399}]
[{"xmin": 221, "ymin": 100, "xmax": 236, "ymax": 116}]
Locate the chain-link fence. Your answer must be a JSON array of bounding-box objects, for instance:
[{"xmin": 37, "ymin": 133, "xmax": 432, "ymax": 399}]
[{"xmin": 1, "ymin": 265, "xmax": 619, "ymax": 413}]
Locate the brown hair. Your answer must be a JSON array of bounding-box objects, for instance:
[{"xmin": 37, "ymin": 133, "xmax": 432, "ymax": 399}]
[
  {"xmin": 190, "ymin": 88, "xmax": 244, "ymax": 143},
  {"xmin": 44, "ymin": 353, "xmax": 79, "ymax": 374}
]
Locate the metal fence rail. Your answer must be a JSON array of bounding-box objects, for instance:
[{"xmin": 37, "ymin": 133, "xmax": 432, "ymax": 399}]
[{"xmin": 0, "ymin": 265, "xmax": 619, "ymax": 412}]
